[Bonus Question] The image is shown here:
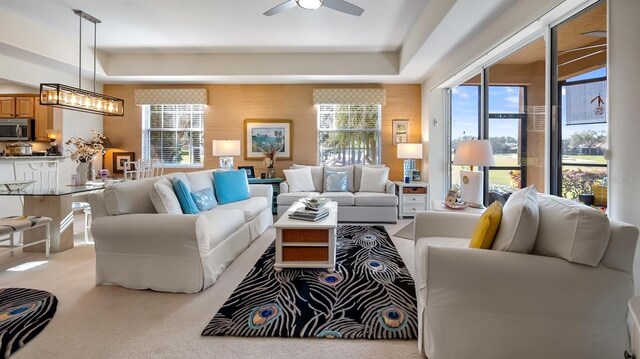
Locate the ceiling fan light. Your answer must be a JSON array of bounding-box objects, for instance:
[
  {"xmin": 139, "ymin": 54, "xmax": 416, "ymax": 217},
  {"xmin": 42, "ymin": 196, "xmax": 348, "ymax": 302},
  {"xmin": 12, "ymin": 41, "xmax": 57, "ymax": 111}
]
[{"xmin": 296, "ymin": 0, "xmax": 323, "ymax": 10}]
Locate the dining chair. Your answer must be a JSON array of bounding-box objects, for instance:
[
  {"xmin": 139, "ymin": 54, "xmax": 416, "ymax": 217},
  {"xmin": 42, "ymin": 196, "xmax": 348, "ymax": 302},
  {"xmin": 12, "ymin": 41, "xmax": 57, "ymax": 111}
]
[
  {"xmin": 124, "ymin": 159, "xmax": 164, "ymax": 180},
  {"xmin": 13, "ymin": 160, "xmax": 92, "ymax": 244}
]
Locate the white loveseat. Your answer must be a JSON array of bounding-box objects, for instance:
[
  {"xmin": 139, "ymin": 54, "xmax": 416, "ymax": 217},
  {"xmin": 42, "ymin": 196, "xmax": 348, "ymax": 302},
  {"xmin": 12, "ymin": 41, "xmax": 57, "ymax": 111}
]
[
  {"xmin": 88, "ymin": 170, "xmax": 273, "ymax": 293},
  {"xmin": 414, "ymin": 194, "xmax": 638, "ymax": 358},
  {"xmin": 276, "ymin": 164, "xmax": 398, "ymax": 223}
]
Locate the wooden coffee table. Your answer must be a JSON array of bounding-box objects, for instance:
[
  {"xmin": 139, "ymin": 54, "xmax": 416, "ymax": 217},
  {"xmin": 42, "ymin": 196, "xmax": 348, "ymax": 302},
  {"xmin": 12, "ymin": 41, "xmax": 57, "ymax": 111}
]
[{"xmin": 274, "ymin": 200, "xmax": 338, "ymax": 272}]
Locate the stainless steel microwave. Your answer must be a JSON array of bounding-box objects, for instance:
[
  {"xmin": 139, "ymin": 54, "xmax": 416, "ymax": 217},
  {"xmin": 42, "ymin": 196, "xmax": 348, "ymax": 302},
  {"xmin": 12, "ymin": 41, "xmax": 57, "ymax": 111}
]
[{"xmin": 0, "ymin": 119, "xmax": 34, "ymax": 141}]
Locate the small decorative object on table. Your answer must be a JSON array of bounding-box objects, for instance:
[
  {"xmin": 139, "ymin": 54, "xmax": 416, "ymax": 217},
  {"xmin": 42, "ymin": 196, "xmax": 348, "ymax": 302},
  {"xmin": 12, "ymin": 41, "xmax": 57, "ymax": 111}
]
[
  {"xmin": 238, "ymin": 166, "xmax": 255, "ymax": 178},
  {"xmin": 445, "ymin": 188, "xmax": 459, "ymax": 205},
  {"xmin": 262, "ymin": 142, "xmax": 282, "ymax": 179},
  {"xmin": 65, "ymin": 131, "xmax": 106, "ymax": 185}
]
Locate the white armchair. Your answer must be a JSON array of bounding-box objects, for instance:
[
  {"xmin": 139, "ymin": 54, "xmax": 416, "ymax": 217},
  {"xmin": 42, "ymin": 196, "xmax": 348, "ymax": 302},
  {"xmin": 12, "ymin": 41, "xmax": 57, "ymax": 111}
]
[{"xmin": 414, "ymin": 210, "xmax": 638, "ymax": 359}]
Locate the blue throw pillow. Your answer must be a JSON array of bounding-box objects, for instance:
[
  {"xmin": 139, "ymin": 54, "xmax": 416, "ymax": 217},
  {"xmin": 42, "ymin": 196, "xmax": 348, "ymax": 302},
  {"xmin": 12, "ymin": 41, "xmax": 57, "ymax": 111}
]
[
  {"xmin": 212, "ymin": 170, "xmax": 250, "ymax": 205},
  {"xmin": 171, "ymin": 178, "xmax": 200, "ymax": 214},
  {"xmin": 191, "ymin": 188, "xmax": 217, "ymax": 212},
  {"xmin": 324, "ymin": 170, "xmax": 348, "ymax": 192}
]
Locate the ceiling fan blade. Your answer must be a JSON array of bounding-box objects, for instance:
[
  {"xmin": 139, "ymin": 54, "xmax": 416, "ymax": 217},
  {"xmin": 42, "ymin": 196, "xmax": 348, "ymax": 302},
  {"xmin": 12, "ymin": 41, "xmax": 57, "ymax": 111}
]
[
  {"xmin": 263, "ymin": 0, "xmax": 297, "ymax": 16},
  {"xmin": 322, "ymin": 0, "xmax": 364, "ymax": 16}
]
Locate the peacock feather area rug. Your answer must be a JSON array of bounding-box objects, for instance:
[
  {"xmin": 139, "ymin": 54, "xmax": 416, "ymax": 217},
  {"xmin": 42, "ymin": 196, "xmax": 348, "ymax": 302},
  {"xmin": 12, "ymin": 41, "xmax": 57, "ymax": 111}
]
[
  {"xmin": 0, "ymin": 288, "xmax": 58, "ymax": 359},
  {"xmin": 202, "ymin": 225, "xmax": 418, "ymax": 339}
]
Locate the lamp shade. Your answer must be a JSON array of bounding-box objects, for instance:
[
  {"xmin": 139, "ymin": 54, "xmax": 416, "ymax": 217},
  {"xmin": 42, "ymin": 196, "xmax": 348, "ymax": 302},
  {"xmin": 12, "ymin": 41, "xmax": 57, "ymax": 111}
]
[
  {"xmin": 453, "ymin": 140, "xmax": 495, "ymax": 167},
  {"xmin": 212, "ymin": 140, "xmax": 241, "ymax": 156},
  {"xmin": 397, "ymin": 143, "xmax": 423, "ymax": 159}
]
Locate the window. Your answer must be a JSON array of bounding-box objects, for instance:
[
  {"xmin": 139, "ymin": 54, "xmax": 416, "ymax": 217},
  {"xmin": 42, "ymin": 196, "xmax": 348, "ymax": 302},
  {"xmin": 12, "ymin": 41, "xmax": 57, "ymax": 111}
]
[
  {"xmin": 449, "ymin": 80, "xmax": 480, "ymax": 189},
  {"xmin": 142, "ymin": 104, "xmax": 204, "ymax": 168},
  {"xmin": 317, "ymin": 104, "xmax": 381, "ymax": 165}
]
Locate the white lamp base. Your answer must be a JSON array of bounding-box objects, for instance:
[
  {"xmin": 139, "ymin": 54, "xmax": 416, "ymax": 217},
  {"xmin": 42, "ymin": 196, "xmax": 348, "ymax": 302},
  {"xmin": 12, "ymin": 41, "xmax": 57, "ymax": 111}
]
[
  {"xmin": 459, "ymin": 170, "xmax": 484, "ymax": 208},
  {"xmin": 219, "ymin": 156, "xmax": 234, "ymax": 170}
]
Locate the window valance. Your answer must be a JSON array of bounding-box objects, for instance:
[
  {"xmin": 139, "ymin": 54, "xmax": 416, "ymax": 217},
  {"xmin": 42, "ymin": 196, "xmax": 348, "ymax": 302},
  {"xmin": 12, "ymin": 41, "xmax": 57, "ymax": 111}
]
[
  {"xmin": 134, "ymin": 89, "xmax": 208, "ymax": 105},
  {"xmin": 313, "ymin": 88, "xmax": 386, "ymax": 105}
]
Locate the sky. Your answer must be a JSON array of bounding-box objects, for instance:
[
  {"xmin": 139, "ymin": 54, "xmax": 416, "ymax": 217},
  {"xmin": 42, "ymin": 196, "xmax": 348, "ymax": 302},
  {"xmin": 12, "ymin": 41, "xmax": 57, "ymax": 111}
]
[{"xmin": 451, "ymin": 67, "xmax": 607, "ymax": 141}]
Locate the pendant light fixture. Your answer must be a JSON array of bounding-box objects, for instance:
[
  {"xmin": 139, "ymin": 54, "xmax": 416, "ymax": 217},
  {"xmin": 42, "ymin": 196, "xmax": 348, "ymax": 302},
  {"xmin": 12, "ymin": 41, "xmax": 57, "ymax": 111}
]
[{"xmin": 40, "ymin": 9, "xmax": 124, "ymax": 116}]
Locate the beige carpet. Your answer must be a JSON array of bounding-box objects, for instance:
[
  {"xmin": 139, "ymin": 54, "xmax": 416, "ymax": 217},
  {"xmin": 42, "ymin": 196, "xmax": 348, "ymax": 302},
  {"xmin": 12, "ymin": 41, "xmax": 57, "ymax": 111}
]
[
  {"xmin": 0, "ymin": 216, "xmax": 420, "ymax": 359},
  {"xmin": 393, "ymin": 221, "xmax": 415, "ymax": 240}
]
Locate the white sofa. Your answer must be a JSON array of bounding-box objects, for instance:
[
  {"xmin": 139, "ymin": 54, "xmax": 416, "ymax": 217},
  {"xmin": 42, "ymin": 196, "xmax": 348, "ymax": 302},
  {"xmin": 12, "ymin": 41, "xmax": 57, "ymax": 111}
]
[
  {"xmin": 414, "ymin": 194, "xmax": 638, "ymax": 358},
  {"xmin": 88, "ymin": 170, "xmax": 273, "ymax": 293},
  {"xmin": 276, "ymin": 164, "xmax": 398, "ymax": 223}
]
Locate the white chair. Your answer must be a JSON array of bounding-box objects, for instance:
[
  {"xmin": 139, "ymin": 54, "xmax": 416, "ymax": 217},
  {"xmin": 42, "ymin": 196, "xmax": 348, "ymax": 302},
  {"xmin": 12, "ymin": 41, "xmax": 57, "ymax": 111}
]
[
  {"xmin": 14, "ymin": 160, "xmax": 92, "ymax": 244},
  {"xmin": 0, "ymin": 215, "xmax": 51, "ymax": 257},
  {"xmin": 124, "ymin": 159, "xmax": 163, "ymax": 180}
]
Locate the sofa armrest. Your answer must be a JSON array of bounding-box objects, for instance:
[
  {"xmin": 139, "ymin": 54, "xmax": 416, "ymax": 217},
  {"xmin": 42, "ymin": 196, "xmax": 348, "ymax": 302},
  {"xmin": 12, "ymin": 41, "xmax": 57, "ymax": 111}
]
[
  {"xmin": 91, "ymin": 213, "xmax": 211, "ymax": 256},
  {"xmin": 421, "ymin": 246, "xmax": 633, "ymax": 324},
  {"xmin": 414, "ymin": 211, "xmax": 480, "ymax": 240},
  {"xmin": 385, "ymin": 180, "xmax": 396, "ymax": 194},
  {"xmin": 279, "ymin": 181, "xmax": 290, "ymax": 194},
  {"xmin": 249, "ymin": 184, "xmax": 273, "ymax": 205}
]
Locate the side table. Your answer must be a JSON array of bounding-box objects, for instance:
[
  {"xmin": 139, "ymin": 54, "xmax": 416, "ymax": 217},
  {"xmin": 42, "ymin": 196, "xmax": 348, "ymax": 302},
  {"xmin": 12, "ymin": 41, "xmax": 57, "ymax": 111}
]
[
  {"xmin": 248, "ymin": 177, "xmax": 283, "ymax": 215},
  {"xmin": 393, "ymin": 181, "xmax": 429, "ymax": 219}
]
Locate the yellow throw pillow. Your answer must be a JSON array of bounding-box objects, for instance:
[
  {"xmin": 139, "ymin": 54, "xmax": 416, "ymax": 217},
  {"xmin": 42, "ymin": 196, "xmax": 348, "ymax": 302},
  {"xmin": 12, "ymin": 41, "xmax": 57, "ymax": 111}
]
[{"xmin": 468, "ymin": 201, "xmax": 503, "ymax": 249}]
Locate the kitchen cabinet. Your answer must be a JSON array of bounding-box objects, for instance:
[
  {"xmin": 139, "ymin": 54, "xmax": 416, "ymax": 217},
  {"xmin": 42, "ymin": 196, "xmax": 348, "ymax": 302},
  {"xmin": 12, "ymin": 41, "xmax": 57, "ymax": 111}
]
[
  {"xmin": 0, "ymin": 96, "xmax": 35, "ymax": 118},
  {"xmin": 0, "ymin": 97, "xmax": 15, "ymax": 117}
]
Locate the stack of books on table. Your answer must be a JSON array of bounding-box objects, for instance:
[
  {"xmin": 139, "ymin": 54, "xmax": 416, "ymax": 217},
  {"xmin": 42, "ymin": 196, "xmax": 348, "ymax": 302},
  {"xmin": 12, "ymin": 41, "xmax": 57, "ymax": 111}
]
[{"xmin": 288, "ymin": 207, "xmax": 329, "ymax": 222}]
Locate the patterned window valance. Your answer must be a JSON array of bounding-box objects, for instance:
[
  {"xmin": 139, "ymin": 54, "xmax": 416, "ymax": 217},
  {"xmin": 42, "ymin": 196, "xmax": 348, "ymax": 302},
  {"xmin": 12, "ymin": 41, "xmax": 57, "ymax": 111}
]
[
  {"xmin": 313, "ymin": 88, "xmax": 386, "ymax": 105},
  {"xmin": 134, "ymin": 89, "xmax": 208, "ymax": 105}
]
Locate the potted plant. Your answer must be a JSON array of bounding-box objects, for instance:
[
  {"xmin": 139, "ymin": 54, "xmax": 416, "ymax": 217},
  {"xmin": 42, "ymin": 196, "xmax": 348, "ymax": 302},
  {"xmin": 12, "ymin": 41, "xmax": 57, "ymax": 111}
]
[{"xmin": 562, "ymin": 169, "xmax": 603, "ymax": 205}]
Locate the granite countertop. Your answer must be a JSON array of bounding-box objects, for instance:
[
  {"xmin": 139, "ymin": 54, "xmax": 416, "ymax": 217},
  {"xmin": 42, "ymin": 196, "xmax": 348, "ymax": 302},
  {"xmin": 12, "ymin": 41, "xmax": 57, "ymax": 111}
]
[{"xmin": 0, "ymin": 156, "xmax": 66, "ymax": 160}]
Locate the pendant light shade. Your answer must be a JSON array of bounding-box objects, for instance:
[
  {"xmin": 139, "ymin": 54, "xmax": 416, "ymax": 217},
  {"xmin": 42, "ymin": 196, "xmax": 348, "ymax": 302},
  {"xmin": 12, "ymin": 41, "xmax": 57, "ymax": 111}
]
[{"xmin": 39, "ymin": 10, "xmax": 125, "ymax": 117}]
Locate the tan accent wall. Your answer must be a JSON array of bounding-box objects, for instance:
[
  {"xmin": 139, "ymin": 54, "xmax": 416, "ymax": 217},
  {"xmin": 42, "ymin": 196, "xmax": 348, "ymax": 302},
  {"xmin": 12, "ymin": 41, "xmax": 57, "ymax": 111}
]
[{"xmin": 103, "ymin": 84, "xmax": 421, "ymax": 181}]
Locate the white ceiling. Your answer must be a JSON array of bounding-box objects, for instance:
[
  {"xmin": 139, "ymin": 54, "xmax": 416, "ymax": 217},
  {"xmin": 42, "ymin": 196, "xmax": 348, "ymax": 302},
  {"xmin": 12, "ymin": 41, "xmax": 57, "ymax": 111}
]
[{"xmin": 0, "ymin": 0, "xmax": 543, "ymax": 84}]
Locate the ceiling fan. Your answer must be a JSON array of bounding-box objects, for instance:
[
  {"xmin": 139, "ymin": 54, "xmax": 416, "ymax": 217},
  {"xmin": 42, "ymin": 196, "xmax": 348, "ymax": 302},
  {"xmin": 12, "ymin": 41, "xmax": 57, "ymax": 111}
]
[{"xmin": 263, "ymin": 0, "xmax": 364, "ymax": 17}]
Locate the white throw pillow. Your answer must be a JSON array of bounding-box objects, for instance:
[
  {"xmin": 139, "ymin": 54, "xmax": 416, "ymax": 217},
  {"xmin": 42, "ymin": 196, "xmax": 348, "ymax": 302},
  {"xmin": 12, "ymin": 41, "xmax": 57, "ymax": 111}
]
[
  {"xmin": 292, "ymin": 164, "xmax": 324, "ymax": 192},
  {"xmin": 149, "ymin": 177, "xmax": 183, "ymax": 214},
  {"xmin": 359, "ymin": 166, "xmax": 389, "ymax": 193},
  {"xmin": 491, "ymin": 185, "xmax": 539, "ymax": 253},
  {"xmin": 283, "ymin": 167, "xmax": 316, "ymax": 193},
  {"xmin": 533, "ymin": 194, "xmax": 610, "ymax": 266}
]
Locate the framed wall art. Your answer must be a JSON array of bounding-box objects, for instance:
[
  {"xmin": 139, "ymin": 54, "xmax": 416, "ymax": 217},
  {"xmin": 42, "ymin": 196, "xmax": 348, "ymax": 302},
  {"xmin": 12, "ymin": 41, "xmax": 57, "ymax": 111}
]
[
  {"xmin": 113, "ymin": 152, "xmax": 135, "ymax": 174},
  {"xmin": 392, "ymin": 119, "xmax": 410, "ymax": 145},
  {"xmin": 244, "ymin": 119, "xmax": 293, "ymax": 160},
  {"xmin": 238, "ymin": 165, "xmax": 255, "ymax": 178}
]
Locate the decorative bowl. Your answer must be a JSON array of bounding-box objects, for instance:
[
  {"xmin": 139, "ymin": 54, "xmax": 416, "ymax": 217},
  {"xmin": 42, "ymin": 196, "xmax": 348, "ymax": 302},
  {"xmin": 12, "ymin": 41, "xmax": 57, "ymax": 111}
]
[
  {"xmin": 443, "ymin": 201, "xmax": 468, "ymax": 210},
  {"xmin": 0, "ymin": 180, "xmax": 36, "ymax": 192}
]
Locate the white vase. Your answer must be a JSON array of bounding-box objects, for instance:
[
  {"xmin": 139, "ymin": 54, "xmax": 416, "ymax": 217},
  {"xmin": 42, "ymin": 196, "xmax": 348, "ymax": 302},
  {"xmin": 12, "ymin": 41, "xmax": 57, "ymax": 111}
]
[{"xmin": 76, "ymin": 162, "xmax": 91, "ymax": 185}]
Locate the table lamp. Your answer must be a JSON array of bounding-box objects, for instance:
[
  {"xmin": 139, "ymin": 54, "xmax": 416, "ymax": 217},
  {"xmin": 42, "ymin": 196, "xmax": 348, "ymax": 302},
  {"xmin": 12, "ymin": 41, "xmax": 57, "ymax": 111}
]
[
  {"xmin": 212, "ymin": 140, "xmax": 241, "ymax": 170},
  {"xmin": 397, "ymin": 143, "xmax": 422, "ymax": 183},
  {"xmin": 452, "ymin": 139, "xmax": 495, "ymax": 208}
]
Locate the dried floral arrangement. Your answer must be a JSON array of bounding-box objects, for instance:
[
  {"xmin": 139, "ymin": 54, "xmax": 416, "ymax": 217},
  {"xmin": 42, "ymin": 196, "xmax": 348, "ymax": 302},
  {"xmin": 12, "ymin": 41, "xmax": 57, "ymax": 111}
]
[{"xmin": 65, "ymin": 131, "xmax": 107, "ymax": 163}]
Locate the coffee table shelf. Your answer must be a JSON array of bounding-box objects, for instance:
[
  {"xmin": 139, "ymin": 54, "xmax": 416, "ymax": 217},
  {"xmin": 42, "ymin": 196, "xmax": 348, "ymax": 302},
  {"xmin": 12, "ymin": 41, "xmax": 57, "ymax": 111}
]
[{"xmin": 274, "ymin": 201, "xmax": 337, "ymax": 272}]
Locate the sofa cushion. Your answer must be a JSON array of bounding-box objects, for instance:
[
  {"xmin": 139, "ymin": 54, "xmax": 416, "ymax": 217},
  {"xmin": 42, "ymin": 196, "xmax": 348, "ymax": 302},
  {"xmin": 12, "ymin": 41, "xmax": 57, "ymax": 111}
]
[
  {"xmin": 220, "ymin": 197, "xmax": 269, "ymax": 221},
  {"xmin": 185, "ymin": 170, "xmax": 215, "ymax": 192},
  {"xmin": 320, "ymin": 192, "xmax": 355, "ymax": 206},
  {"xmin": 354, "ymin": 164, "xmax": 386, "ymax": 192},
  {"xmin": 104, "ymin": 177, "xmax": 158, "ymax": 215},
  {"xmin": 191, "ymin": 187, "xmax": 217, "ymax": 212},
  {"xmin": 324, "ymin": 169, "xmax": 349, "ymax": 192},
  {"xmin": 213, "ymin": 170, "xmax": 250, "ymax": 205},
  {"xmin": 533, "ymin": 194, "xmax": 610, "ymax": 266},
  {"xmin": 200, "ymin": 208, "xmax": 246, "ymax": 249},
  {"xmin": 149, "ymin": 177, "xmax": 182, "ymax": 214},
  {"xmin": 292, "ymin": 164, "xmax": 324, "ymax": 192},
  {"xmin": 277, "ymin": 192, "xmax": 321, "ymax": 206},
  {"xmin": 353, "ymin": 192, "xmax": 398, "ymax": 206},
  {"xmin": 469, "ymin": 201, "xmax": 503, "ymax": 249},
  {"xmin": 283, "ymin": 167, "xmax": 316, "ymax": 192},
  {"xmin": 325, "ymin": 165, "xmax": 354, "ymax": 192},
  {"xmin": 359, "ymin": 166, "xmax": 389, "ymax": 193},
  {"xmin": 166, "ymin": 173, "xmax": 191, "ymax": 190},
  {"xmin": 172, "ymin": 178, "xmax": 200, "ymax": 214},
  {"xmin": 492, "ymin": 186, "xmax": 539, "ymax": 253}
]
